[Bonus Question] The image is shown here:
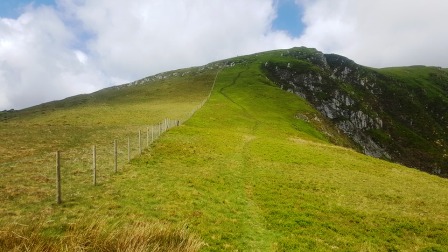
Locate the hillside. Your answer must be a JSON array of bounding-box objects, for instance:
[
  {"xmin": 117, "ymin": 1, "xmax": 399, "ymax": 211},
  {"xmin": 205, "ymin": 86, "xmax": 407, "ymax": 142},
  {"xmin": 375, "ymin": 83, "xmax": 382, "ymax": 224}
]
[
  {"xmin": 0, "ymin": 68, "xmax": 217, "ymax": 250},
  {"xmin": 262, "ymin": 47, "xmax": 448, "ymax": 176},
  {"xmin": 1, "ymin": 48, "xmax": 447, "ymax": 251}
]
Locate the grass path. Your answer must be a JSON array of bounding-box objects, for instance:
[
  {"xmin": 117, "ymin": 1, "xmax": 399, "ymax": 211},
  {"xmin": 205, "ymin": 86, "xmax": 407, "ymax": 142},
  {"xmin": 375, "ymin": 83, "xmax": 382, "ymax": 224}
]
[
  {"xmin": 124, "ymin": 67, "xmax": 280, "ymax": 250},
  {"xmin": 218, "ymin": 67, "xmax": 275, "ymax": 249}
]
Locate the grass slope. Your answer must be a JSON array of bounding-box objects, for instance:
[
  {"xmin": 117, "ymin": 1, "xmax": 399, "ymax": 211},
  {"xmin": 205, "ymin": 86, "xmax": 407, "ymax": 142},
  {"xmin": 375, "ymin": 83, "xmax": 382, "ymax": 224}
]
[
  {"xmin": 1, "ymin": 56, "xmax": 448, "ymax": 251},
  {"xmin": 0, "ymin": 68, "xmax": 216, "ymax": 251},
  {"xmin": 377, "ymin": 66, "xmax": 448, "ymax": 172},
  {"xmin": 120, "ymin": 63, "xmax": 448, "ymax": 250}
]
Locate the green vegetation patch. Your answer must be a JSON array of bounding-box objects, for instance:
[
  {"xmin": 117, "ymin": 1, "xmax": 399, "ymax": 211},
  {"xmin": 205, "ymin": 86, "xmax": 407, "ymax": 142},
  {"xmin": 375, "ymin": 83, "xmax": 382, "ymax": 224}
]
[{"xmin": 114, "ymin": 64, "xmax": 448, "ymax": 250}]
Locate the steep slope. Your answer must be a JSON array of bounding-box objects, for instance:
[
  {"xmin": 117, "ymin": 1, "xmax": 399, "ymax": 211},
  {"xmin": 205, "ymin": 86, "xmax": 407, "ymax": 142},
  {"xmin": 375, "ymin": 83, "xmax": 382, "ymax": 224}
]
[{"xmin": 262, "ymin": 47, "xmax": 448, "ymax": 176}]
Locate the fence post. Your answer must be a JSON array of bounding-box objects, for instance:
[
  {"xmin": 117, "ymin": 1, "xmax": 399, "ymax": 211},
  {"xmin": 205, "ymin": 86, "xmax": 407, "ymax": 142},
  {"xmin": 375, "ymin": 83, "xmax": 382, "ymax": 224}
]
[
  {"xmin": 139, "ymin": 130, "xmax": 142, "ymax": 155},
  {"xmin": 56, "ymin": 151, "xmax": 62, "ymax": 204},
  {"xmin": 114, "ymin": 139, "xmax": 117, "ymax": 173},
  {"xmin": 151, "ymin": 125, "xmax": 154, "ymax": 143},
  {"xmin": 147, "ymin": 127, "xmax": 149, "ymax": 147},
  {"xmin": 159, "ymin": 122, "xmax": 161, "ymax": 136},
  {"xmin": 127, "ymin": 137, "xmax": 130, "ymax": 163},
  {"xmin": 93, "ymin": 145, "xmax": 96, "ymax": 186}
]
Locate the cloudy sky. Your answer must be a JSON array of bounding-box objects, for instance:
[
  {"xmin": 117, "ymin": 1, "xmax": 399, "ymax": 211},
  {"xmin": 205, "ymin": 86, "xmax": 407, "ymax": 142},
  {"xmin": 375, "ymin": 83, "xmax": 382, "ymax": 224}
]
[{"xmin": 1, "ymin": 0, "xmax": 447, "ymax": 110}]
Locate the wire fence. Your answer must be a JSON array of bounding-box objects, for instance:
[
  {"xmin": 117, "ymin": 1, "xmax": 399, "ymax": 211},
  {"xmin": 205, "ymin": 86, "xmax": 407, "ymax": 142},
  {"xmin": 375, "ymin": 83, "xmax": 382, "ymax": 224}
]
[{"xmin": 0, "ymin": 69, "xmax": 221, "ymax": 205}]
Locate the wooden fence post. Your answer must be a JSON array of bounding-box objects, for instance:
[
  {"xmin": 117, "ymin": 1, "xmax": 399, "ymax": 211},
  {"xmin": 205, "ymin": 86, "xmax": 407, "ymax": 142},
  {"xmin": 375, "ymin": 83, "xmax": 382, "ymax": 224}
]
[
  {"xmin": 138, "ymin": 130, "xmax": 142, "ymax": 155},
  {"xmin": 159, "ymin": 122, "xmax": 161, "ymax": 136},
  {"xmin": 147, "ymin": 127, "xmax": 149, "ymax": 147},
  {"xmin": 56, "ymin": 151, "xmax": 62, "ymax": 204},
  {"xmin": 127, "ymin": 137, "xmax": 130, "ymax": 162},
  {"xmin": 151, "ymin": 125, "xmax": 154, "ymax": 143},
  {"xmin": 93, "ymin": 145, "xmax": 96, "ymax": 186},
  {"xmin": 114, "ymin": 139, "xmax": 117, "ymax": 173}
]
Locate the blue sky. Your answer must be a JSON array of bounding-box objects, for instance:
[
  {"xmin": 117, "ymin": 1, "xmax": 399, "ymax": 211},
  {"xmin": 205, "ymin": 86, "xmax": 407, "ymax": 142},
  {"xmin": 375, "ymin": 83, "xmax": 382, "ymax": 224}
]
[
  {"xmin": 0, "ymin": 0, "xmax": 305, "ymax": 37},
  {"xmin": 0, "ymin": 0, "xmax": 55, "ymax": 18},
  {"xmin": 273, "ymin": 0, "xmax": 304, "ymax": 37}
]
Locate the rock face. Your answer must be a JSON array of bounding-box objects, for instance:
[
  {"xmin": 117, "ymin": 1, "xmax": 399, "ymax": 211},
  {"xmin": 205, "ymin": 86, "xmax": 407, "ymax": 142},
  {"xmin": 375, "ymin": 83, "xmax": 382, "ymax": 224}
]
[
  {"xmin": 262, "ymin": 47, "xmax": 448, "ymax": 176},
  {"xmin": 264, "ymin": 49, "xmax": 390, "ymax": 159}
]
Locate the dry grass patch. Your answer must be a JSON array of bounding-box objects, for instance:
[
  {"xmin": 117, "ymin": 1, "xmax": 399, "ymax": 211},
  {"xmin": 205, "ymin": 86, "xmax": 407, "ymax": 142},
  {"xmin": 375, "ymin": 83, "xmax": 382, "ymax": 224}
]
[{"xmin": 0, "ymin": 220, "xmax": 204, "ymax": 252}]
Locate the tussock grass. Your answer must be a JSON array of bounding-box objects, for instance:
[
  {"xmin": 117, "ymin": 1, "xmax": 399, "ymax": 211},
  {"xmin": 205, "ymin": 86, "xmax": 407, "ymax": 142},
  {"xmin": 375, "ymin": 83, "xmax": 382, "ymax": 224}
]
[{"xmin": 0, "ymin": 220, "xmax": 204, "ymax": 251}]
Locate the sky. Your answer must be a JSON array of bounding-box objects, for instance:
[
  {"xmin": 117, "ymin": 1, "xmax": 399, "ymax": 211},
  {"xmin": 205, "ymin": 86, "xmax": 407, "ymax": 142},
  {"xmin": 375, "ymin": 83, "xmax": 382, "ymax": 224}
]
[{"xmin": 1, "ymin": 0, "xmax": 448, "ymax": 110}]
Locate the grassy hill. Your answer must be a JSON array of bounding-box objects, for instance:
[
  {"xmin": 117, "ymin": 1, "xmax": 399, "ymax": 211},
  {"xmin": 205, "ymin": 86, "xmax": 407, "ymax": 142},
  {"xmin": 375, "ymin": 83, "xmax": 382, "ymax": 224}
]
[
  {"xmin": 0, "ymin": 68, "xmax": 216, "ymax": 251},
  {"xmin": 1, "ymin": 51, "xmax": 448, "ymax": 251}
]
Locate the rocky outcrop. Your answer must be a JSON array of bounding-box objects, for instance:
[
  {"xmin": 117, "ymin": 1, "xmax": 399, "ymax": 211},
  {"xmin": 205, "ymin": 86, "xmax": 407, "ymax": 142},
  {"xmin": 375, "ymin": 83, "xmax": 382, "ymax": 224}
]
[
  {"xmin": 262, "ymin": 48, "xmax": 389, "ymax": 159},
  {"xmin": 262, "ymin": 47, "xmax": 448, "ymax": 176}
]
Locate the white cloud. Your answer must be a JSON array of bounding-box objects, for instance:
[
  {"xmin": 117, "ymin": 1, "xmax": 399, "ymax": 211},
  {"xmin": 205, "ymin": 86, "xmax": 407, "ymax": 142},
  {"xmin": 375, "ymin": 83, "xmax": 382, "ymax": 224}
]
[
  {"xmin": 1, "ymin": 0, "xmax": 300, "ymax": 110},
  {"xmin": 2, "ymin": 0, "xmax": 448, "ymax": 110},
  {"xmin": 297, "ymin": 0, "xmax": 448, "ymax": 67},
  {"xmin": 60, "ymin": 0, "xmax": 299, "ymax": 80},
  {"xmin": 0, "ymin": 5, "xmax": 104, "ymax": 110},
  {"xmin": 74, "ymin": 50, "xmax": 88, "ymax": 65}
]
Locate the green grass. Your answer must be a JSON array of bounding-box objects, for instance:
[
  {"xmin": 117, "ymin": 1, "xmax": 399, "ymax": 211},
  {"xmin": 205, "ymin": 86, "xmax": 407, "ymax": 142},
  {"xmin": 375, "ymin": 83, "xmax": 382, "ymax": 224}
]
[
  {"xmin": 0, "ymin": 68, "xmax": 216, "ymax": 250},
  {"xmin": 114, "ymin": 63, "xmax": 448, "ymax": 251},
  {"xmin": 1, "ymin": 55, "xmax": 448, "ymax": 251},
  {"xmin": 376, "ymin": 66, "xmax": 448, "ymax": 171},
  {"xmin": 378, "ymin": 66, "xmax": 448, "ymax": 95}
]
